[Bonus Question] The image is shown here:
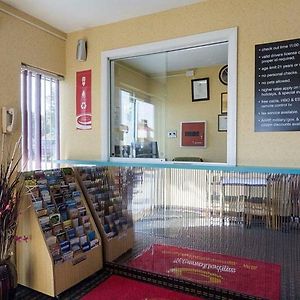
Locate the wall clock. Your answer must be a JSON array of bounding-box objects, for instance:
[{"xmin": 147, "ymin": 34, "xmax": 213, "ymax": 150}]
[{"xmin": 219, "ymin": 65, "xmax": 228, "ymax": 85}]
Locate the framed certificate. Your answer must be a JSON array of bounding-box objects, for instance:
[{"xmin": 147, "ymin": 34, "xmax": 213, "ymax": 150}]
[
  {"xmin": 221, "ymin": 92, "xmax": 228, "ymax": 114},
  {"xmin": 191, "ymin": 78, "xmax": 209, "ymax": 101},
  {"xmin": 218, "ymin": 114, "xmax": 227, "ymax": 132}
]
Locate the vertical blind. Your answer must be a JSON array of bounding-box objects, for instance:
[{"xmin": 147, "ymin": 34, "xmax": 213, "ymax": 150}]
[
  {"xmin": 21, "ymin": 65, "xmax": 62, "ymax": 171},
  {"xmin": 115, "ymin": 166, "xmax": 299, "ymax": 299}
]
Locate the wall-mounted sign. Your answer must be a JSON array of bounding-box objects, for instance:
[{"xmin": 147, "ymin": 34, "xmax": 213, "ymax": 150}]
[
  {"xmin": 76, "ymin": 70, "xmax": 92, "ymax": 130},
  {"xmin": 180, "ymin": 121, "xmax": 206, "ymax": 147},
  {"xmin": 255, "ymin": 38, "xmax": 300, "ymax": 132}
]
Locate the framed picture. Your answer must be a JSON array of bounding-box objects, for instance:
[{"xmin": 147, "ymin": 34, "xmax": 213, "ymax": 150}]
[
  {"xmin": 191, "ymin": 78, "xmax": 209, "ymax": 101},
  {"xmin": 221, "ymin": 92, "xmax": 227, "ymax": 114},
  {"xmin": 218, "ymin": 114, "xmax": 227, "ymax": 132},
  {"xmin": 180, "ymin": 121, "xmax": 206, "ymax": 147}
]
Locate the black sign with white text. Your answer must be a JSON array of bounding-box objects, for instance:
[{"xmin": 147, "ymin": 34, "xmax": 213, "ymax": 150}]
[{"xmin": 255, "ymin": 38, "xmax": 300, "ymax": 131}]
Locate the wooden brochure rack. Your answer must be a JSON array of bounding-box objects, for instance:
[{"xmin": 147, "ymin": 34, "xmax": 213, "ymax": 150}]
[
  {"xmin": 16, "ymin": 168, "xmax": 103, "ymax": 297},
  {"xmin": 76, "ymin": 166, "xmax": 134, "ymax": 262}
]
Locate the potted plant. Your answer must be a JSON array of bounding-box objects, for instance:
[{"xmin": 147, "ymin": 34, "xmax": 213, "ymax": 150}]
[{"xmin": 0, "ymin": 137, "xmax": 22, "ymax": 299}]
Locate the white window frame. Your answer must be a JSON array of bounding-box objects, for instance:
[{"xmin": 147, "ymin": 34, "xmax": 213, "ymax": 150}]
[{"xmin": 101, "ymin": 27, "xmax": 237, "ymax": 166}]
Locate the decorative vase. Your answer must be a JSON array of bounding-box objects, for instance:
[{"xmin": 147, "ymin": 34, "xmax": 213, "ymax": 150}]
[{"xmin": 0, "ymin": 258, "xmax": 17, "ymax": 300}]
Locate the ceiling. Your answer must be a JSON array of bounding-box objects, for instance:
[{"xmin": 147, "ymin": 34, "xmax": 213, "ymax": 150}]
[
  {"xmin": 121, "ymin": 42, "xmax": 228, "ymax": 75},
  {"xmin": 2, "ymin": 0, "xmax": 204, "ymax": 33}
]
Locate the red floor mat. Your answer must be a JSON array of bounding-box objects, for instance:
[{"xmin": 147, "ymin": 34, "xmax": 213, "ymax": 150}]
[
  {"xmin": 82, "ymin": 275, "xmax": 202, "ymax": 300},
  {"xmin": 129, "ymin": 244, "xmax": 281, "ymax": 300}
]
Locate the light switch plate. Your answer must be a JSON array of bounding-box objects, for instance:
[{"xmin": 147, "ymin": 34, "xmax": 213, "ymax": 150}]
[{"xmin": 167, "ymin": 130, "xmax": 177, "ymax": 138}]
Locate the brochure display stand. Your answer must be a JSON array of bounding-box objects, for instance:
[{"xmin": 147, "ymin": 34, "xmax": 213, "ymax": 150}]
[
  {"xmin": 16, "ymin": 168, "xmax": 103, "ymax": 297},
  {"xmin": 76, "ymin": 166, "xmax": 134, "ymax": 262}
]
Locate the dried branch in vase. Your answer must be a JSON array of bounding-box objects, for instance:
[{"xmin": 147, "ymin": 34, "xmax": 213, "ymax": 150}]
[{"xmin": 0, "ymin": 135, "xmax": 23, "ymax": 261}]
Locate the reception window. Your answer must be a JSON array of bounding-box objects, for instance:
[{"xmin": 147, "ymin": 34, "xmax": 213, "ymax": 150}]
[{"xmin": 104, "ymin": 28, "xmax": 237, "ymax": 164}]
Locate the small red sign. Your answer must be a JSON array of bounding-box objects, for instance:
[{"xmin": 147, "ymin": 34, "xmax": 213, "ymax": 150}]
[
  {"xmin": 76, "ymin": 70, "xmax": 92, "ymax": 130},
  {"xmin": 181, "ymin": 121, "xmax": 206, "ymax": 147}
]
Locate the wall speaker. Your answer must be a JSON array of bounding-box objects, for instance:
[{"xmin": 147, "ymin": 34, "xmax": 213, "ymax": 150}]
[{"xmin": 76, "ymin": 39, "xmax": 87, "ymax": 61}]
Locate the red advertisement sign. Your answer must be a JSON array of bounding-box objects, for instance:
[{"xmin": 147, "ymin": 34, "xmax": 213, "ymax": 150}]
[
  {"xmin": 76, "ymin": 70, "xmax": 92, "ymax": 130},
  {"xmin": 181, "ymin": 121, "xmax": 206, "ymax": 147}
]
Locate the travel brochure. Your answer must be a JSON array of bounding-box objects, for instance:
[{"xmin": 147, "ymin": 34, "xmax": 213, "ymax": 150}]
[
  {"xmin": 24, "ymin": 168, "xmax": 99, "ymax": 264},
  {"xmin": 77, "ymin": 167, "xmax": 133, "ymax": 239}
]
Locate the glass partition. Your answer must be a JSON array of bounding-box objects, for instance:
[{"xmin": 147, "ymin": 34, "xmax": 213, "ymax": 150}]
[
  {"xmin": 109, "ymin": 43, "xmax": 229, "ymax": 163},
  {"xmin": 110, "ymin": 52, "xmax": 167, "ymax": 160},
  {"xmin": 88, "ymin": 165, "xmax": 298, "ymax": 299}
]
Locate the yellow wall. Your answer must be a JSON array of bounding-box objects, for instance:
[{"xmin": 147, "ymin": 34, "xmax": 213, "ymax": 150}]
[
  {"xmin": 62, "ymin": 0, "xmax": 300, "ymax": 167},
  {"xmin": 165, "ymin": 66, "xmax": 227, "ymax": 162},
  {"xmin": 0, "ymin": 1, "xmax": 65, "ymax": 143}
]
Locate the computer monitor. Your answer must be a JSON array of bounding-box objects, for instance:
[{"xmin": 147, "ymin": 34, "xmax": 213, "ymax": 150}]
[
  {"xmin": 135, "ymin": 141, "xmax": 158, "ymax": 158},
  {"xmin": 114, "ymin": 145, "xmax": 131, "ymax": 157}
]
